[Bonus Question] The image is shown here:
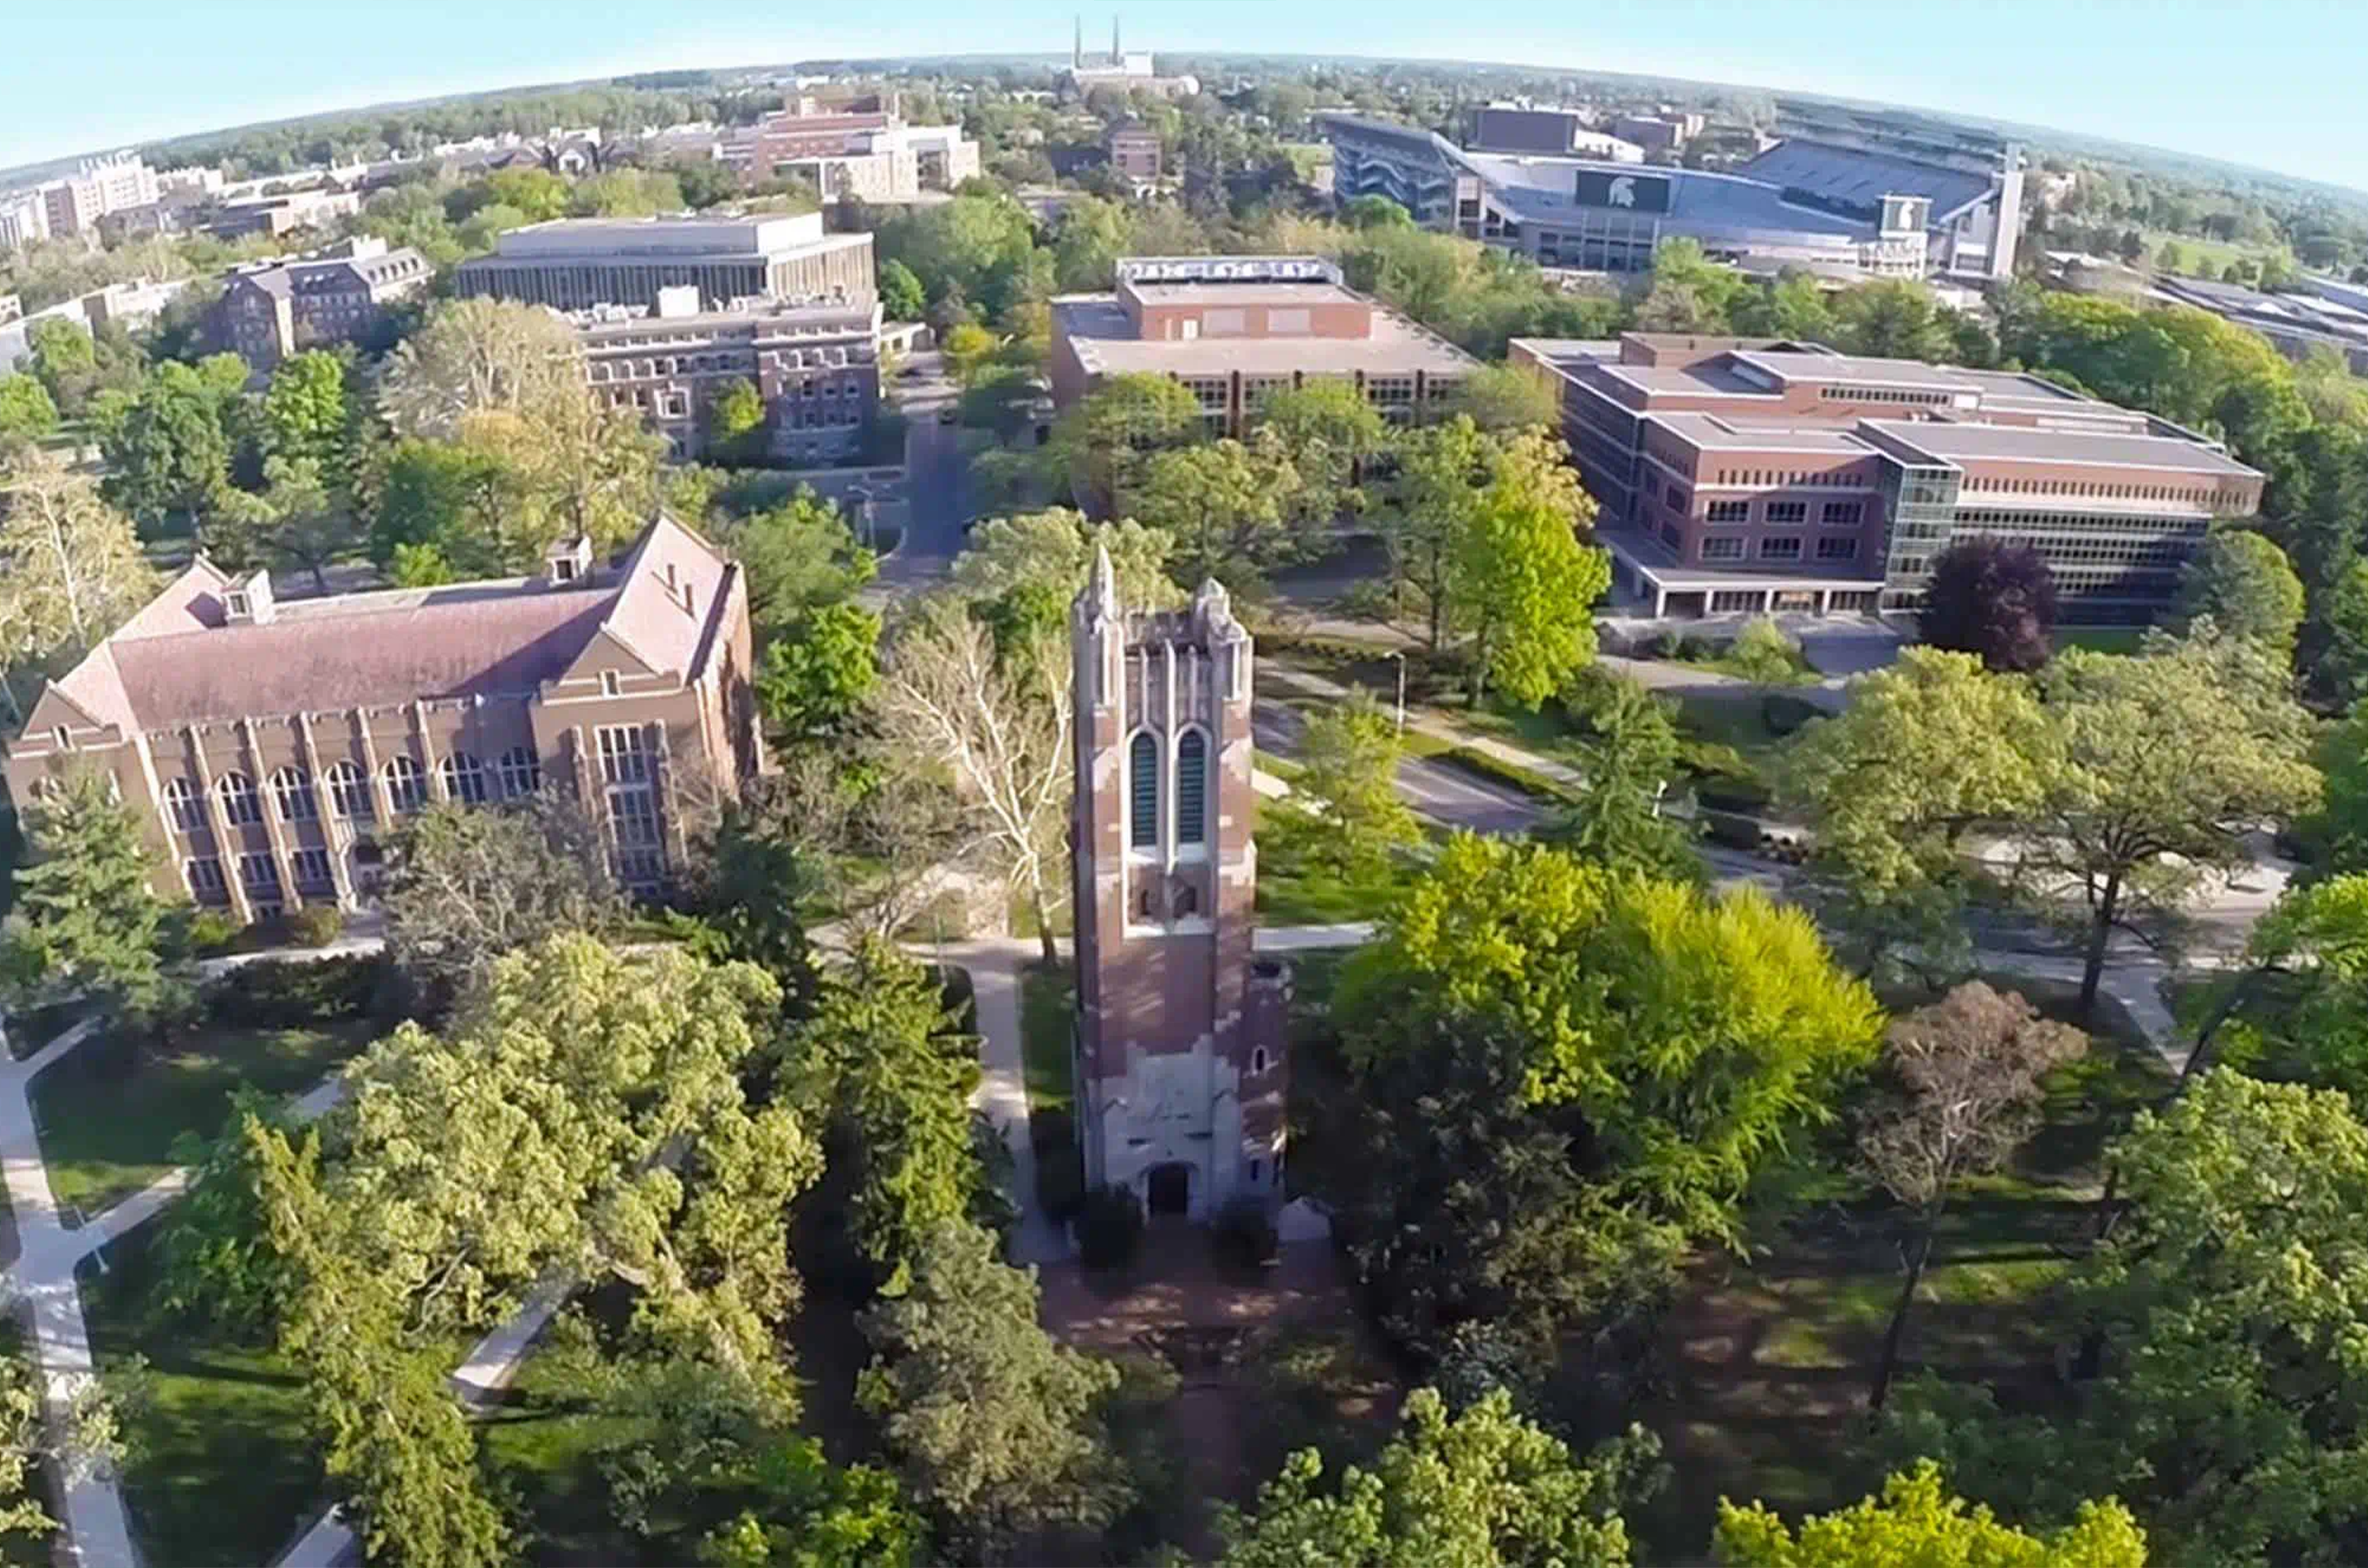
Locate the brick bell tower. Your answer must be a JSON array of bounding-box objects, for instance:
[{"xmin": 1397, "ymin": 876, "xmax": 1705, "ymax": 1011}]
[{"xmin": 1070, "ymin": 548, "xmax": 1289, "ymax": 1222}]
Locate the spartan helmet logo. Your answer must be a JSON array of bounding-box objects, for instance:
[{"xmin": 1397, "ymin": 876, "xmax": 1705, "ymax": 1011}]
[{"xmin": 1607, "ymin": 175, "xmax": 1638, "ymax": 208}]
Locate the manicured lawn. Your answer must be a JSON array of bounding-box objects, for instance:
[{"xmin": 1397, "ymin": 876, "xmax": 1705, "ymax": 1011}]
[
  {"xmin": 1632, "ymin": 982, "xmax": 2171, "ymax": 1559},
  {"xmin": 81, "ymin": 1232, "xmax": 324, "ymax": 1568},
  {"xmin": 1019, "ymin": 961, "xmax": 1076, "ymax": 1118},
  {"xmin": 2051, "ymin": 627, "xmax": 2149, "ymax": 656},
  {"xmin": 1255, "ymin": 803, "xmax": 1410, "ymax": 925},
  {"xmin": 33, "ymin": 1019, "xmax": 378, "ymax": 1219}
]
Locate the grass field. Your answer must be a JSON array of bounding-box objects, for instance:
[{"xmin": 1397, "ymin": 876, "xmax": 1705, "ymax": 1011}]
[
  {"xmin": 1632, "ymin": 973, "xmax": 2171, "ymax": 1557},
  {"xmin": 81, "ymin": 1233, "xmax": 323, "ymax": 1568},
  {"xmin": 1253, "ymin": 803, "xmax": 1410, "ymax": 925},
  {"xmin": 33, "ymin": 1019, "xmax": 377, "ymax": 1218},
  {"xmin": 1018, "ymin": 961, "xmax": 1076, "ymax": 1118},
  {"xmin": 2051, "ymin": 627, "xmax": 2149, "ymax": 655}
]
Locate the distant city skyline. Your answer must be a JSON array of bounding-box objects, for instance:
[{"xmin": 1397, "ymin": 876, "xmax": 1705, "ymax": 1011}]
[{"xmin": 8, "ymin": 0, "xmax": 2368, "ymax": 197}]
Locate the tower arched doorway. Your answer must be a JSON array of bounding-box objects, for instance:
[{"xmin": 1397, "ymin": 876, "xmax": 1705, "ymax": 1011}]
[{"xmin": 1145, "ymin": 1162, "xmax": 1192, "ymax": 1218}]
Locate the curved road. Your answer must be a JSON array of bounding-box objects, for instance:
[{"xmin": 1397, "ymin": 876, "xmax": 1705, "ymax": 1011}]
[{"xmin": 1251, "ymin": 697, "xmax": 1545, "ymax": 837}]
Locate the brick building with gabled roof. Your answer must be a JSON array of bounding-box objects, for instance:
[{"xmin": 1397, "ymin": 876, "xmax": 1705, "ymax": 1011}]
[{"xmin": 3, "ymin": 515, "xmax": 764, "ymax": 922}]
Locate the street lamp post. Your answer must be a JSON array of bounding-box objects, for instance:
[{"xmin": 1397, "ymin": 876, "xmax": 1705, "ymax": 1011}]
[{"xmin": 1387, "ymin": 649, "xmax": 1407, "ymax": 735}]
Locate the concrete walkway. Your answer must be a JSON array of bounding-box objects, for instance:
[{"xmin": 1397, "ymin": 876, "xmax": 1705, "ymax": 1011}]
[
  {"xmin": 0, "ymin": 1006, "xmax": 358, "ymax": 1568},
  {"xmin": 0, "ymin": 1016, "xmax": 138, "ymax": 1568},
  {"xmin": 911, "ymin": 938, "xmax": 1071, "ymax": 1267},
  {"xmin": 1263, "ymin": 664, "xmax": 1587, "ymax": 793}
]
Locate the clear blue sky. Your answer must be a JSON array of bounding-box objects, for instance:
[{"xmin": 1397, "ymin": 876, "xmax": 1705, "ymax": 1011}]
[{"xmin": 7, "ymin": 0, "xmax": 2365, "ymax": 193}]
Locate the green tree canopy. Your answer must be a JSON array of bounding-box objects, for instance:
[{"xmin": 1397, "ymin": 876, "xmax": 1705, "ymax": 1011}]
[
  {"xmin": 1454, "ymin": 428, "xmax": 1609, "ymax": 708},
  {"xmin": 1297, "ymin": 690, "xmax": 1420, "ymax": 879},
  {"xmin": 858, "ymin": 1221, "xmax": 1124, "ymax": 1556},
  {"xmin": 0, "ymin": 768, "xmax": 174, "ymax": 1016},
  {"xmin": 1216, "ymin": 1388, "xmax": 1652, "ymax": 1568},
  {"xmin": 1887, "ymin": 1070, "xmax": 2368, "ymax": 1568},
  {"xmin": 1714, "ymin": 1461, "xmax": 2146, "ymax": 1568},
  {"xmin": 2172, "ymin": 528, "xmax": 2305, "ymax": 653}
]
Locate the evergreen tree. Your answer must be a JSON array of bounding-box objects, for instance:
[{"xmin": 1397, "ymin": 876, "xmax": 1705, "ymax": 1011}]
[{"xmin": 0, "ymin": 769, "xmax": 171, "ymax": 1015}]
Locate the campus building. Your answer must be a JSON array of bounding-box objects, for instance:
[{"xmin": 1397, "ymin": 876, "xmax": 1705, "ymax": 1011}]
[
  {"xmin": 215, "ymin": 238, "xmax": 431, "ymax": 372},
  {"xmin": 1048, "ymin": 255, "xmax": 1476, "ymax": 436},
  {"xmin": 455, "ymin": 215, "xmax": 875, "ymax": 313},
  {"xmin": 1321, "ymin": 100, "xmax": 2021, "ymax": 283},
  {"xmin": 1060, "ymin": 15, "xmax": 1201, "ymax": 99},
  {"xmin": 38, "ymin": 152, "xmax": 160, "ymax": 238},
  {"xmin": 573, "ymin": 287, "xmax": 882, "ymax": 465},
  {"xmin": 733, "ymin": 93, "xmax": 981, "ymax": 202},
  {"xmin": 1510, "ymin": 333, "xmax": 2264, "ymax": 623},
  {"xmin": 2, "ymin": 517, "xmax": 765, "ymax": 923},
  {"xmin": 1069, "ymin": 552, "xmax": 1287, "ymax": 1221}
]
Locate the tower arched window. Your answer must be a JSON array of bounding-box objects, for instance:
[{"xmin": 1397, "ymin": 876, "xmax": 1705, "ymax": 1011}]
[
  {"xmin": 499, "ymin": 745, "xmax": 541, "ymax": 797},
  {"xmin": 1128, "ymin": 731, "xmax": 1159, "ymax": 848},
  {"xmin": 270, "ymin": 767, "xmax": 317, "ymax": 822},
  {"xmin": 323, "ymin": 761, "xmax": 373, "ymax": 822},
  {"xmin": 1175, "ymin": 729, "xmax": 1208, "ymax": 846},
  {"xmin": 382, "ymin": 755, "xmax": 426, "ymax": 814},
  {"xmin": 215, "ymin": 771, "xmax": 262, "ymax": 825},
  {"xmin": 161, "ymin": 777, "xmax": 204, "ymax": 833},
  {"xmin": 440, "ymin": 752, "xmax": 489, "ymax": 805}
]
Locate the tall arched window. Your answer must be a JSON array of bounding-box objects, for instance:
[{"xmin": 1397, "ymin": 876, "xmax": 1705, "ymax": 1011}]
[
  {"xmin": 440, "ymin": 752, "xmax": 489, "ymax": 805},
  {"xmin": 215, "ymin": 772, "xmax": 261, "ymax": 826},
  {"xmin": 270, "ymin": 767, "xmax": 317, "ymax": 822},
  {"xmin": 1175, "ymin": 729, "xmax": 1208, "ymax": 846},
  {"xmin": 1128, "ymin": 732, "xmax": 1159, "ymax": 848},
  {"xmin": 499, "ymin": 746, "xmax": 541, "ymax": 797},
  {"xmin": 161, "ymin": 777, "xmax": 204, "ymax": 833},
  {"xmin": 383, "ymin": 755, "xmax": 426, "ymax": 814},
  {"xmin": 323, "ymin": 762, "xmax": 373, "ymax": 822}
]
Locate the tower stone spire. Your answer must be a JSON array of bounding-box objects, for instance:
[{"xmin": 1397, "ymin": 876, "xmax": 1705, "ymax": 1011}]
[
  {"xmin": 1088, "ymin": 540, "xmax": 1119, "ymax": 617},
  {"xmin": 1112, "ymin": 14, "xmax": 1122, "ymax": 65},
  {"xmin": 1073, "ymin": 13, "xmax": 1082, "ymax": 69}
]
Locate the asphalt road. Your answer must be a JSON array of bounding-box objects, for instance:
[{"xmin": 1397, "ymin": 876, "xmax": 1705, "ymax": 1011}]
[
  {"xmin": 1252, "ymin": 695, "xmax": 1547, "ymax": 837},
  {"xmin": 876, "ymin": 351, "xmax": 970, "ymax": 588}
]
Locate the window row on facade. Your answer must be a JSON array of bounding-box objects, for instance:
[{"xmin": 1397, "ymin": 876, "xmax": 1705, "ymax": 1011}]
[
  {"xmin": 1700, "ymin": 467, "xmax": 1875, "ymax": 488},
  {"xmin": 1957, "ymin": 476, "xmax": 2228, "ymax": 506},
  {"xmin": 158, "ymin": 747, "xmax": 543, "ymax": 834},
  {"xmin": 1692, "ymin": 533, "xmax": 1860, "ymax": 562}
]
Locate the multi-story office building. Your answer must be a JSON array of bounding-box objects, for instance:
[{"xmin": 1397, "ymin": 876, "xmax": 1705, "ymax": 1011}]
[
  {"xmin": 0, "ymin": 191, "xmax": 50, "ymax": 251},
  {"xmin": 455, "ymin": 215, "xmax": 875, "ymax": 312},
  {"xmin": 1, "ymin": 279, "xmax": 196, "ymax": 376},
  {"xmin": 1050, "ymin": 255, "xmax": 1475, "ymax": 436},
  {"xmin": 1107, "ymin": 121, "xmax": 1163, "ymax": 184},
  {"xmin": 39, "ymin": 152, "xmax": 160, "ymax": 238},
  {"xmin": 1509, "ymin": 333, "xmax": 2263, "ymax": 623},
  {"xmin": 215, "ymin": 238, "xmax": 432, "ymax": 372},
  {"xmin": 1321, "ymin": 106, "xmax": 2020, "ymax": 283},
  {"xmin": 2, "ymin": 518, "xmax": 764, "ymax": 922},
  {"xmin": 736, "ymin": 97, "xmax": 981, "ymax": 201},
  {"xmin": 575, "ymin": 288, "xmax": 882, "ymax": 465}
]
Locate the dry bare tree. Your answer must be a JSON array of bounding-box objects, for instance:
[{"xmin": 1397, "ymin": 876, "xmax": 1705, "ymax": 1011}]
[
  {"xmin": 0, "ymin": 449, "xmax": 157, "ymax": 725},
  {"xmin": 1859, "ymin": 981, "xmax": 2086, "ymax": 1410},
  {"xmin": 874, "ymin": 594, "xmax": 1073, "ymax": 964}
]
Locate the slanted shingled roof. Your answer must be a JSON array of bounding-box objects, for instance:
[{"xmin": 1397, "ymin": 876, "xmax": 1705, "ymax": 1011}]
[{"xmin": 44, "ymin": 515, "xmax": 734, "ymax": 734}]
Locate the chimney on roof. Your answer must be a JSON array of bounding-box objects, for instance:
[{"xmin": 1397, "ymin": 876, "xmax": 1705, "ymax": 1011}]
[
  {"xmin": 223, "ymin": 568, "xmax": 275, "ymax": 625},
  {"xmin": 545, "ymin": 533, "xmax": 593, "ymax": 587}
]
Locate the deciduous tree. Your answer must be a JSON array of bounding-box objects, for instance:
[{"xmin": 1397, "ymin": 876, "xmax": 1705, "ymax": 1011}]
[
  {"xmin": 1886, "ymin": 1070, "xmax": 2368, "ymax": 1568},
  {"xmin": 874, "ymin": 594, "xmax": 1072, "ymax": 963},
  {"xmin": 1454, "ymin": 428, "xmax": 1608, "ymax": 708},
  {"xmin": 1297, "ymin": 690, "xmax": 1419, "ymax": 879},
  {"xmin": 1216, "ymin": 1388, "xmax": 1653, "ymax": 1568},
  {"xmin": 755, "ymin": 602, "xmax": 879, "ymax": 746},
  {"xmin": 380, "ymin": 796, "xmax": 624, "ymax": 1009},
  {"xmin": 2026, "ymin": 630, "xmax": 2318, "ymax": 1011},
  {"xmin": 2172, "ymin": 528, "xmax": 2305, "ymax": 654},
  {"xmin": 1714, "ymin": 1461, "xmax": 2145, "ymax": 1568},
  {"xmin": 858, "ymin": 1222, "xmax": 1123, "ymax": 1556},
  {"xmin": 1920, "ymin": 537, "xmax": 2058, "ymax": 673},
  {"xmin": 0, "ymin": 448, "xmax": 155, "ymax": 725},
  {"xmin": 1858, "ymin": 984, "xmax": 2086, "ymax": 1409}
]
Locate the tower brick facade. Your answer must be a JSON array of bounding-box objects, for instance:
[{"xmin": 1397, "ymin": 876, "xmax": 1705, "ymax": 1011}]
[{"xmin": 1070, "ymin": 552, "xmax": 1288, "ymax": 1221}]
